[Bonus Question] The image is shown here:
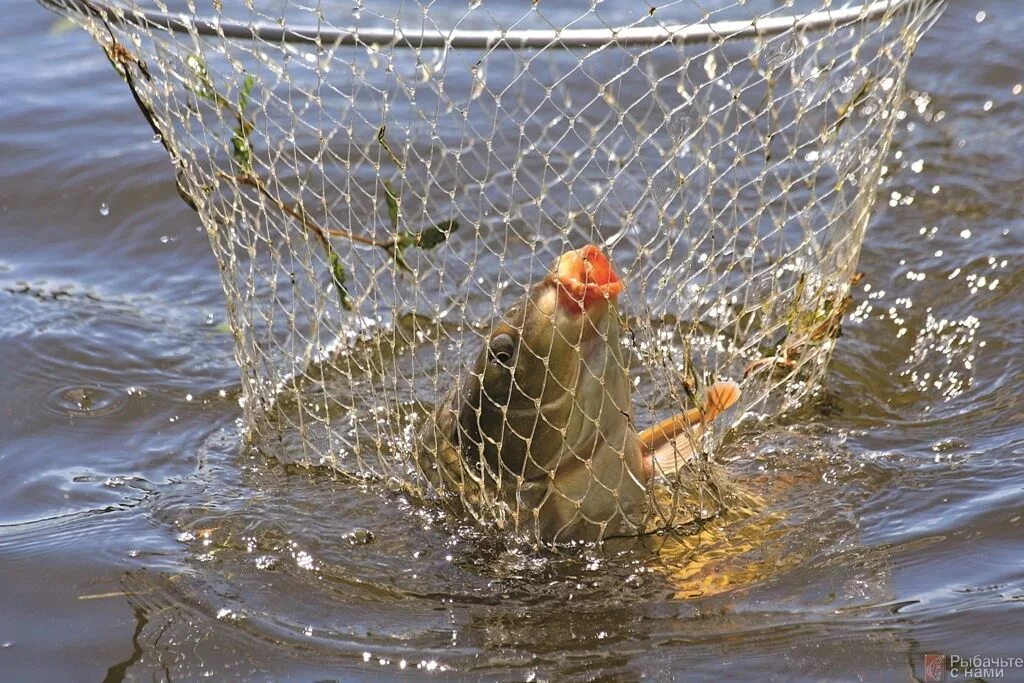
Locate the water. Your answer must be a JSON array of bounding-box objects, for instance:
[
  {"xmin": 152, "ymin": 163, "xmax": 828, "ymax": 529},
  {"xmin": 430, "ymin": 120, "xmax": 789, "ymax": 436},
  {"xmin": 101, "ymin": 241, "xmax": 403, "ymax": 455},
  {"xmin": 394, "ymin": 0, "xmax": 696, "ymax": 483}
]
[{"xmin": 2, "ymin": 2, "xmax": 1022, "ymax": 681}]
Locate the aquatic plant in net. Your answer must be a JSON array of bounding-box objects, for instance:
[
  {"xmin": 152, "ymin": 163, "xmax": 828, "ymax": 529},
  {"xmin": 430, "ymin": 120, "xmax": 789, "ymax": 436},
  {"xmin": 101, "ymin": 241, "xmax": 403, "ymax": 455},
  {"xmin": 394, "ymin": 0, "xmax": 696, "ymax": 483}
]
[{"xmin": 43, "ymin": 0, "xmax": 946, "ymax": 545}]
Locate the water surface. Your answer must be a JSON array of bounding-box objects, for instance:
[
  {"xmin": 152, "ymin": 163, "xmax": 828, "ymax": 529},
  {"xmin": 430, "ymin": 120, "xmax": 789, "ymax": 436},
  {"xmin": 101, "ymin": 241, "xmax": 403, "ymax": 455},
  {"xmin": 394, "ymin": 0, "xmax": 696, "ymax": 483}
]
[{"xmin": 1, "ymin": 1, "xmax": 1021, "ymax": 680}]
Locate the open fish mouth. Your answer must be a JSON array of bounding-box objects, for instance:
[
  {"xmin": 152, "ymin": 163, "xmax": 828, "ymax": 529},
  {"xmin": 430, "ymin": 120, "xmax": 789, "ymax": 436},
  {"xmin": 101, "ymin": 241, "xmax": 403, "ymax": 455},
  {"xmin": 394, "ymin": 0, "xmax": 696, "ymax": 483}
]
[{"xmin": 552, "ymin": 245, "xmax": 623, "ymax": 310}]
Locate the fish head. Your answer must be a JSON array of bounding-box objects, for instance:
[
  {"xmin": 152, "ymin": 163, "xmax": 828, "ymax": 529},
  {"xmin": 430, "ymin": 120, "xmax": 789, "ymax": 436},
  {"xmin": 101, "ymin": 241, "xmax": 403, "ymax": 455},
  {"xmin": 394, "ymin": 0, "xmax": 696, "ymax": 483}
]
[{"xmin": 455, "ymin": 245, "xmax": 641, "ymax": 497}]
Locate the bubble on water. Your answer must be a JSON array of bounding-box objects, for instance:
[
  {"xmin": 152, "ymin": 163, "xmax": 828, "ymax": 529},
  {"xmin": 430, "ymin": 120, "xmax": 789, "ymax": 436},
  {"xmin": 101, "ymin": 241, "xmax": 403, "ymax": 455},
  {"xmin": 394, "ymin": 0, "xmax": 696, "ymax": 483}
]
[
  {"xmin": 932, "ymin": 437, "xmax": 968, "ymax": 452},
  {"xmin": 975, "ymin": 10, "xmax": 986, "ymax": 22},
  {"xmin": 254, "ymin": 555, "xmax": 278, "ymax": 570},
  {"xmin": 346, "ymin": 528, "xmax": 375, "ymax": 545},
  {"xmin": 983, "ymin": 100, "xmax": 993, "ymax": 112},
  {"xmin": 99, "ymin": 203, "xmax": 109, "ymax": 216}
]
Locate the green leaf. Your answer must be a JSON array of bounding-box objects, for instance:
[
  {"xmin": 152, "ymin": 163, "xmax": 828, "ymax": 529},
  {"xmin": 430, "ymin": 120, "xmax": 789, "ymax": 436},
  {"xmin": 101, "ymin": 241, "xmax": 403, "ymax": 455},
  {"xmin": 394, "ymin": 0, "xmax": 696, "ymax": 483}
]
[
  {"xmin": 238, "ymin": 74, "xmax": 255, "ymax": 115},
  {"xmin": 231, "ymin": 126, "xmax": 252, "ymax": 172},
  {"xmin": 184, "ymin": 53, "xmax": 234, "ymax": 109},
  {"xmin": 329, "ymin": 252, "xmax": 353, "ymax": 310},
  {"xmin": 395, "ymin": 232, "xmax": 416, "ymax": 250},
  {"xmin": 386, "ymin": 243, "xmax": 413, "ymax": 273},
  {"xmin": 415, "ymin": 220, "xmax": 459, "ymax": 250},
  {"xmin": 382, "ymin": 180, "xmax": 400, "ymax": 230},
  {"xmin": 185, "ymin": 54, "xmax": 217, "ymax": 103},
  {"xmin": 186, "ymin": 54, "xmax": 209, "ymax": 80}
]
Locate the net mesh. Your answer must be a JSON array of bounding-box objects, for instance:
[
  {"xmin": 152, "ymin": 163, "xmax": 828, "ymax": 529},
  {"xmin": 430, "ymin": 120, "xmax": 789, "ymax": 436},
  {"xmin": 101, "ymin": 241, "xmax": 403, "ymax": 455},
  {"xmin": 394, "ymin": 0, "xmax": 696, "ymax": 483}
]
[{"xmin": 46, "ymin": 0, "xmax": 945, "ymax": 545}]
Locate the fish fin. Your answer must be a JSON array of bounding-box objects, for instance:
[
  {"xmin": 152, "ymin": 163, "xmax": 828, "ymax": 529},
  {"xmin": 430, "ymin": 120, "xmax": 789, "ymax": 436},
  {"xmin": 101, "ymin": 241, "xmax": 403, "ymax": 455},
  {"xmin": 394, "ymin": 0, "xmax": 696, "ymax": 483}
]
[
  {"xmin": 702, "ymin": 380, "xmax": 741, "ymax": 422},
  {"xmin": 645, "ymin": 423, "xmax": 704, "ymax": 479},
  {"xmin": 640, "ymin": 381, "xmax": 741, "ymax": 478}
]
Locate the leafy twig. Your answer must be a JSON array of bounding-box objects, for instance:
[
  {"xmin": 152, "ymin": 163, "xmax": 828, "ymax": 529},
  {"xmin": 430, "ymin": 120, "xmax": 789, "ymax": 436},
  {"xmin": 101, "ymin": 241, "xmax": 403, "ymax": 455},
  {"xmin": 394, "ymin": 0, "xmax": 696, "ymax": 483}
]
[
  {"xmin": 224, "ymin": 171, "xmax": 390, "ymax": 249},
  {"xmin": 94, "ymin": 30, "xmax": 459, "ymax": 313},
  {"xmin": 743, "ymin": 272, "xmax": 860, "ymax": 379}
]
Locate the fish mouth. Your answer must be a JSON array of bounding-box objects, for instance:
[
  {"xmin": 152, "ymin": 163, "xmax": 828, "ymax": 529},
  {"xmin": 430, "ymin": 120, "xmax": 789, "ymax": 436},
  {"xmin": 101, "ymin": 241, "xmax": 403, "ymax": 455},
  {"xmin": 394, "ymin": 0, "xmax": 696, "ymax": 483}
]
[{"xmin": 553, "ymin": 245, "xmax": 623, "ymax": 310}]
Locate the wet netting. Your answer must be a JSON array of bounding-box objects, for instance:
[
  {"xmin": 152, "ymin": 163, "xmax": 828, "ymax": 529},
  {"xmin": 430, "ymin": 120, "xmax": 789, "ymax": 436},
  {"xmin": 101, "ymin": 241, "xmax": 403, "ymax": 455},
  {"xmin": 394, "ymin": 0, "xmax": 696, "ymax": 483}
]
[{"xmin": 44, "ymin": 0, "xmax": 945, "ymax": 545}]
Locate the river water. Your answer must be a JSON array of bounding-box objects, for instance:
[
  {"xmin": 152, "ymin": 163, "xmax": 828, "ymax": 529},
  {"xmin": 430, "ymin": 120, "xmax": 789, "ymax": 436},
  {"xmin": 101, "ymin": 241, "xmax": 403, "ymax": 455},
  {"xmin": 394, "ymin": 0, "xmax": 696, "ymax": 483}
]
[{"xmin": 1, "ymin": 1, "xmax": 1021, "ymax": 681}]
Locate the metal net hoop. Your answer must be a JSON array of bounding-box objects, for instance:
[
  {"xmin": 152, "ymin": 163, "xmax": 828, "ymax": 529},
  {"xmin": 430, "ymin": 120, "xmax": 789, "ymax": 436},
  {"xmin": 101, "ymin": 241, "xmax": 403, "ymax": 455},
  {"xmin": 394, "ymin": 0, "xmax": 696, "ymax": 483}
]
[{"xmin": 44, "ymin": 0, "xmax": 946, "ymax": 544}]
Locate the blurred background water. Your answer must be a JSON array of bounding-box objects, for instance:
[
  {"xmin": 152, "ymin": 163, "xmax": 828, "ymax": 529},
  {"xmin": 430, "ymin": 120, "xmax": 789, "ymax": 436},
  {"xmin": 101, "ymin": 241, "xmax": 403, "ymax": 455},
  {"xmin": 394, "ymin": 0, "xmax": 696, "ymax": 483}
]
[{"xmin": 1, "ymin": 2, "xmax": 1021, "ymax": 681}]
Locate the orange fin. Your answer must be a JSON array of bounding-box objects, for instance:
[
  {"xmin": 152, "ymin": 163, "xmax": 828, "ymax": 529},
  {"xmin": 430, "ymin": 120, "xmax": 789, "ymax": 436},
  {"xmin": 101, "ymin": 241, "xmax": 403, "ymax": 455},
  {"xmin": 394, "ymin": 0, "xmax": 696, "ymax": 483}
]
[{"xmin": 640, "ymin": 381, "xmax": 741, "ymax": 479}]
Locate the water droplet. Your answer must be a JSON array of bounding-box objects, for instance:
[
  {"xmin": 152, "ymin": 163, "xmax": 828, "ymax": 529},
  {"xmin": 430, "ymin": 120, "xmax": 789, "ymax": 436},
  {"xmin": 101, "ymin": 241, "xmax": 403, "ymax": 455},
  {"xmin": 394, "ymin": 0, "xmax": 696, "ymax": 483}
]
[
  {"xmin": 99, "ymin": 203, "xmax": 110, "ymax": 217},
  {"xmin": 470, "ymin": 63, "xmax": 486, "ymax": 100},
  {"xmin": 703, "ymin": 53, "xmax": 718, "ymax": 80}
]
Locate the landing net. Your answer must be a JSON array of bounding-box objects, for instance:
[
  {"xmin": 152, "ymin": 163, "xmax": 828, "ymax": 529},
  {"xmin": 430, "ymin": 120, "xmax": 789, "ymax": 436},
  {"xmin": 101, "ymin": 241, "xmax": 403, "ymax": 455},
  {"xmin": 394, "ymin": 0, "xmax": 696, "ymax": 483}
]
[{"xmin": 45, "ymin": 0, "xmax": 946, "ymax": 544}]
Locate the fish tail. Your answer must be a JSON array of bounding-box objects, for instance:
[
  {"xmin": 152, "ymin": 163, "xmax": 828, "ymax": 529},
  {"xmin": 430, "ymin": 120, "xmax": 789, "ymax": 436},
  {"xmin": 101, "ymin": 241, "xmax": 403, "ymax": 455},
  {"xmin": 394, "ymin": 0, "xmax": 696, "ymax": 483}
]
[{"xmin": 641, "ymin": 380, "xmax": 742, "ymax": 479}]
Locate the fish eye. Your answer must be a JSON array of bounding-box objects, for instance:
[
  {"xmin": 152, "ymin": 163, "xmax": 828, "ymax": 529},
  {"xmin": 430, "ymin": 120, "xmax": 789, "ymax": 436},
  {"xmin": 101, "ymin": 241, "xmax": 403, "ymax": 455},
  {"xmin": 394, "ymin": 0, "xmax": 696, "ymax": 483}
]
[{"xmin": 488, "ymin": 333, "xmax": 516, "ymax": 368}]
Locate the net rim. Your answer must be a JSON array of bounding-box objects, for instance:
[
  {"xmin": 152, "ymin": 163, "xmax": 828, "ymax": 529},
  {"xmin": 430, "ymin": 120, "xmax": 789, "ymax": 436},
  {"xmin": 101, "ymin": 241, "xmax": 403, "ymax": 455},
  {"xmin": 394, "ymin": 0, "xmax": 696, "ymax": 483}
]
[{"xmin": 44, "ymin": 0, "xmax": 929, "ymax": 48}]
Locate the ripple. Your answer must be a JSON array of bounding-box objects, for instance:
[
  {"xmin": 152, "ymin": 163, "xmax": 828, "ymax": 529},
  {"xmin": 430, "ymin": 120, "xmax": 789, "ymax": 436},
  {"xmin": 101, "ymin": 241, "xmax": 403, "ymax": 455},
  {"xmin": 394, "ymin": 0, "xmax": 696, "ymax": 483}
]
[{"xmin": 44, "ymin": 384, "xmax": 128, "ymax": 418}]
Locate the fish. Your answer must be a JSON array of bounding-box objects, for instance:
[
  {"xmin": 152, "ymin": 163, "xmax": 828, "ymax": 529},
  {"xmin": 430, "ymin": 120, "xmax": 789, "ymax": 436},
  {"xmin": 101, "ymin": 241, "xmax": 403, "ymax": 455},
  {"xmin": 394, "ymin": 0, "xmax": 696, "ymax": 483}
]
[{"xmin": 415, "ymin": 245, "xmax": 740, "ymax": 545}]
